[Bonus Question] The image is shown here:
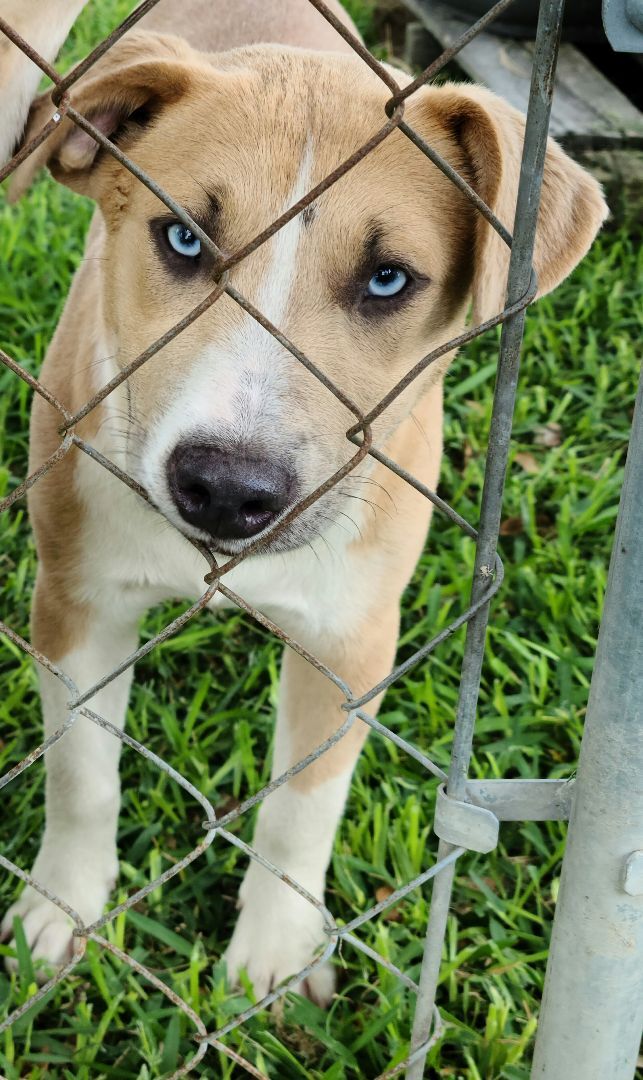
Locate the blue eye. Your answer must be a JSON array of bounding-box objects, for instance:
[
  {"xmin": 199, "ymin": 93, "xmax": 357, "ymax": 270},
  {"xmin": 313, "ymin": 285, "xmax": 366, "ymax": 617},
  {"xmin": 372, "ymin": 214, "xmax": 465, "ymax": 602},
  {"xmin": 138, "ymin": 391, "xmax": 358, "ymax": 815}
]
[
  {"xmin": 367, "ymin": 265, "xmax": 408, "ymax": 298},
  {"xmin": 166, "ymin": 222, "xmax": 201, "ymax": 257}
]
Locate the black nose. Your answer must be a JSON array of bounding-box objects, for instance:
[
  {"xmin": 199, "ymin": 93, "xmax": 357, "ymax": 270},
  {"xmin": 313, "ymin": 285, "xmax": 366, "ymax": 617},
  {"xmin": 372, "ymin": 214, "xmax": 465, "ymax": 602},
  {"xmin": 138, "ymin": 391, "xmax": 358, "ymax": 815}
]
[{"xmin": 167, "ymin": 443, "xmax": 294, "ymax": 541}]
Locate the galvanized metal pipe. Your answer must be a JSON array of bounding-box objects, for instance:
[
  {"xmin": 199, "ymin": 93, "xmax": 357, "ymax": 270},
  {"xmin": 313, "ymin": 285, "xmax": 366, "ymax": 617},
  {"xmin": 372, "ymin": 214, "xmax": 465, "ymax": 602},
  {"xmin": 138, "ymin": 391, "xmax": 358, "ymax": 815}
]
[
  {"xmin": 531, "ymin": 362, "xmax": 643, "ymax": 1080},
  {"xmin": 406, "ymin": 0, "xmax": 566, "ymax": 1072}
]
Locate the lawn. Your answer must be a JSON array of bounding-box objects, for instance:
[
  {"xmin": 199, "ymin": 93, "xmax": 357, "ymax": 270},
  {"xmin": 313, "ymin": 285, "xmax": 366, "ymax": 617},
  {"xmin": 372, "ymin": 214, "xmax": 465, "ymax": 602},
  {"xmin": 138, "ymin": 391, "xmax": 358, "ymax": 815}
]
[{"xmin": 0, "ymin": 1, "xmax": 642, "ymax": 1078}]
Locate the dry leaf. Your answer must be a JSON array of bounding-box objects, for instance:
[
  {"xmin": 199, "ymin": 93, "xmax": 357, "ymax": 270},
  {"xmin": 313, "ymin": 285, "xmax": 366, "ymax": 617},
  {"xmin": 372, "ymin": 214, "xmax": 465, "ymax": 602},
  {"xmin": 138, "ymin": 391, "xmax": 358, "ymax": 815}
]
[
  {"xmin": 375, "ymin": 885, "xmax": 394, "ymax": 902},
  {"xmin": 536, "ymin": 513, "xmax": 556, "ymax": 538},
  {"xmin": 515, "ymin": 451, "xmax": 540, "ymax": 474},
  {"xmin": 499, "ymin": 516, "xmax": 524, "ymax": 536},
  {"xmin": 534, "ymin": 421, "xmax": 563, "ymax": 448},
  {"xmin": 216, "ymin": 795, "xmax": 241, "ymax": 816},
  {"xmin": 500, "ymin": 513, "xmax": 555, "ymax": 537},
  {"xmin": 375, "ymin": 885, "xmax": 402, "ymax": 922}
]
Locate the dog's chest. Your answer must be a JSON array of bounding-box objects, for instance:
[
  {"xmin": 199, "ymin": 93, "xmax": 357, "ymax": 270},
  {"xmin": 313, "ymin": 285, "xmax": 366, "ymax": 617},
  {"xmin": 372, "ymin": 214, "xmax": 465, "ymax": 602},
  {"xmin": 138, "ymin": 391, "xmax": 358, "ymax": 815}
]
[{"xmin": 74, "ymin": 443, "xmax": 364, "ymax": 644}]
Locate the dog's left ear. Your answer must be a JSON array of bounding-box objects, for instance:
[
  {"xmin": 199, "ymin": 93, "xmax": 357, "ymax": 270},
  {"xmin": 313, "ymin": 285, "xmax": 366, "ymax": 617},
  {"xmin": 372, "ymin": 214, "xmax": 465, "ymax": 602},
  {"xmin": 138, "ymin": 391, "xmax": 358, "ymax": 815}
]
[
  {"xmin": 409, "ymin": 83, "xmax": 608, "ymax": 324},
  {"xmin": 9, "ymin": 31, "xmax": 196, "ymax": 201}
]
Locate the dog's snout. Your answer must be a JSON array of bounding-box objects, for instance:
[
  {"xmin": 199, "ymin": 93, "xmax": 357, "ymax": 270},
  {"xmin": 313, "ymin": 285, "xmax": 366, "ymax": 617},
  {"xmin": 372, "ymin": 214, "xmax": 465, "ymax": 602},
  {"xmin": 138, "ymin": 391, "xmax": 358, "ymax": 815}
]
[{"xmin": 167, "ymin": 443, "xmax": 294, "ymax": 541}]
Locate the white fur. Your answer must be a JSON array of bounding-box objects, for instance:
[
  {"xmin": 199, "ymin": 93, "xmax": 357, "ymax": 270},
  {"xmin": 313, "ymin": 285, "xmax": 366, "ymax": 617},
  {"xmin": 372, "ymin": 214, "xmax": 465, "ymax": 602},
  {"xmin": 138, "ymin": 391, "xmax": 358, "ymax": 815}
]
[
  {"xmin": 1, "ymin": 618, "xmax": 138, "ymax": 965},
  {"xmin": 74, "ymin": 401, "xmax": 372, "ymax": 638},
  {"xmin": 225, "ymin": 771, "xmax": 352, "ymax": 1000},
  {"xmin": 0, "ymin": 0, "xmax": 88, "ymax": 166}
]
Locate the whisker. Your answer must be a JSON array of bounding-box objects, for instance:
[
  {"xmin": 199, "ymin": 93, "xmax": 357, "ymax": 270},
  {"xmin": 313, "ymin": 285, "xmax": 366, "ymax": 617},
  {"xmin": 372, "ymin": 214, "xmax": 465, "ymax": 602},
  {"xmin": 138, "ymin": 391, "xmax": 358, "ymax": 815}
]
[
  {"xmin": 342, "ymin": 472, "xmax": 396, "ymax": 508},
  {"xmin": 314, "ymin": 516, "xmax": 339, "ymax": 560},
  {"xmin": 334, "ymin": 508, "xmax": 362, "ymax": 540},
  {"xmin": 322, "ymin": 513, "xmax": 353, "ymax": 537},
  {"xmin": 337, "ymin": 490, "xmax": 392, "ymax": 520},
  {"xmin": 411, "ymin": 410, "xmax": 433, "ymax": 452},
  {"xmin": 305, "ymin": 539, "xmax": 323, "ymax": 567}
]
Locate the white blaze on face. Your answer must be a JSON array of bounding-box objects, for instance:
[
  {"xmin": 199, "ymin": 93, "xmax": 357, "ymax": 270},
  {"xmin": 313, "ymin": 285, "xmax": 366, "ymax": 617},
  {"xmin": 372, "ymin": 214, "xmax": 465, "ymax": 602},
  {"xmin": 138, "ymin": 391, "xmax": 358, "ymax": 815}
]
[
  {"xmin": 255, "ymin": 136, "xmax": 314, "ymax": 328},
  {"xmin": 141, "ymin": 139, "xmax": 315, "ymax": 507}
]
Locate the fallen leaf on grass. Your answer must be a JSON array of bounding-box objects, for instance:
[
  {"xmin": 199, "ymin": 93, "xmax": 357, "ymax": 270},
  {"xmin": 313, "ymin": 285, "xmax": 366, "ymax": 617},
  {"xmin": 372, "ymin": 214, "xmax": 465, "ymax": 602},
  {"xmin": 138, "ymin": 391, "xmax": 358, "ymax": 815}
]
[
  {"xmin": 515, "ymin": 451, "xmax": 540, "ymax": 474},
  {"xmin": 499, "ymin": 516, "xmax": 524, "ymax": 536},
  {"xmin": 500, "ymin": 513, "xmax": 556, "ymax": 538},
  {"xmin": 375, "ymin": 885, "xmax": 402, "ymax": 921},
  {"xmin": 534, "ymin": 421, "xmax": 562, "ymax": 447}
]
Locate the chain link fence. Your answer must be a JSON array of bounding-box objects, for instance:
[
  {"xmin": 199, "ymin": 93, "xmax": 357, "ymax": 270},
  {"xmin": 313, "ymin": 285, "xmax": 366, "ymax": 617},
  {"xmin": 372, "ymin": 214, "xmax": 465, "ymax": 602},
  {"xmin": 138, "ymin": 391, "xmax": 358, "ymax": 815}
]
[{"xmin": 0, "ymin": 0, "xmax": 641, "ymax": 1077}]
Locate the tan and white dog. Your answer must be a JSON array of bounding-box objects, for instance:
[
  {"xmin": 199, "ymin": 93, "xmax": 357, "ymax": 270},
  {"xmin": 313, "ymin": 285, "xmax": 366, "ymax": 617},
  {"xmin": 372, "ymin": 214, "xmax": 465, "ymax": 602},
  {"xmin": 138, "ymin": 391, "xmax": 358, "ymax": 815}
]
[{"xmin": 1, "ymin": 0, "xmax": 607, "ymax": 1003}]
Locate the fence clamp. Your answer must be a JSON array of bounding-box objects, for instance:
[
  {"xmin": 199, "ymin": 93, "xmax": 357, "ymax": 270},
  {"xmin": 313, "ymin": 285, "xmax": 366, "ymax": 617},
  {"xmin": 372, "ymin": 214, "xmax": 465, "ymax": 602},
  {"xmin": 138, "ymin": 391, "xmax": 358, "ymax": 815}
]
[{"xmin": 433, "ymin": 784, "xmax": 499, "ymax": 853}]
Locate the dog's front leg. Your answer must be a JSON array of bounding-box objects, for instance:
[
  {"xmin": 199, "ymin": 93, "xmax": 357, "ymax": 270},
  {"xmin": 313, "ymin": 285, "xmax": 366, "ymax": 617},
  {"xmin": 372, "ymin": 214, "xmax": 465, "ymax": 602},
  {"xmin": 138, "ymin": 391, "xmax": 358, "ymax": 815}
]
[
  {"xmin": 225, "ymin": 605, "xmax": 399, "ymax": 1005},
  {"xmin": 1, "ymin": 578, "xmax": 139, "ymax": 970}
]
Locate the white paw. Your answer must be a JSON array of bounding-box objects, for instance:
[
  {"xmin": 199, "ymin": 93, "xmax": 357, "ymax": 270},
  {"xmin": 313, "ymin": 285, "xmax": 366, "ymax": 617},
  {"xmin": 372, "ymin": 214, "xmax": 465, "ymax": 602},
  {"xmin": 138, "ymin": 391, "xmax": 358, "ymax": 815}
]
[
  {"xmin": 1, "ymin": 842, "xmax": 117, "ymax": 978},
  {"xmin": 225, "ymin": 864, "xmax": 335, "ymax": 1006}
]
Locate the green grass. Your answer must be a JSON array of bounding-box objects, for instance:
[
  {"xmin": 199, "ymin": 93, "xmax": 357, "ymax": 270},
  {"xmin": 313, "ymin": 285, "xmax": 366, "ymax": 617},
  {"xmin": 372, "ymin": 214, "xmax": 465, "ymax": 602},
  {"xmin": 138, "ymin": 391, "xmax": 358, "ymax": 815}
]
[{"xmin": 1, "ymin": 2, "xmax": 642, "ymax": 1078}]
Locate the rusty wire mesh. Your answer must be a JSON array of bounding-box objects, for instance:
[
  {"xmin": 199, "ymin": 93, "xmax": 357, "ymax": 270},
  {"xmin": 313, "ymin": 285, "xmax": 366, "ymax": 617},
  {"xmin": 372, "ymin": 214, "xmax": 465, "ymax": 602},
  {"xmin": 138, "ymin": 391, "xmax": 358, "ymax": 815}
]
[{"xmin": 0, "ymin": 0, "xmax": 564, "ymax": 1075}]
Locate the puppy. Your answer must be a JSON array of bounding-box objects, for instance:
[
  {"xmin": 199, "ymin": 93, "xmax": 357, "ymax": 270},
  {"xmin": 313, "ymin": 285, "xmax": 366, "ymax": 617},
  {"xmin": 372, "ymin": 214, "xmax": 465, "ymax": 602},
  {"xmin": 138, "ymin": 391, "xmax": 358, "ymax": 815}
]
[{"xmin": 1, "ymin": 0, "xmax": 607, "ymax": 1003}]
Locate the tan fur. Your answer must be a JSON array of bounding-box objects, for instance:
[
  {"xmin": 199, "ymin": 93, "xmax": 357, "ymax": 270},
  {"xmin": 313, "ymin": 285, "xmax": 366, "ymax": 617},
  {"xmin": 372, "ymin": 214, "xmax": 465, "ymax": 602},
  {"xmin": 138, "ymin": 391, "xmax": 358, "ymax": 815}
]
[
  {"xmin": 28, "ymin": 219, "xmax": 105, "ymax": 661},
  {"xmin": 0, "ymin": 0, "xmax": 355, "ymax": 168},
  {"xmin": 143, "ymin": 0, "xmax": 358, "ymax": 53},
  {"xmin": 23, "ymin": 47, "xmax": 465, "ymax": 669},
  {"xmin": 284, "ymin": 382, "xmax": 443, "ymax": 788},
  {"xmin": 424, "ymin": 88, "xmax": 611, "ymax": 322}
]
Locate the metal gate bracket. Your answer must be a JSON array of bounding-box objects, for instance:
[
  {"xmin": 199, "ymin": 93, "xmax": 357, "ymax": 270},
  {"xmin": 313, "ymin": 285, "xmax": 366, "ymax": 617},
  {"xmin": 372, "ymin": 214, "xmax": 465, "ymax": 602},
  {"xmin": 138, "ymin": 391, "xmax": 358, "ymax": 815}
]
[
  {"xmin": 465, "ymin": 778, "xmax": 575, "ymax": 821},
  {"xmin": 434, "ymin": 784, "xmax": 499, "ymax": 852}
]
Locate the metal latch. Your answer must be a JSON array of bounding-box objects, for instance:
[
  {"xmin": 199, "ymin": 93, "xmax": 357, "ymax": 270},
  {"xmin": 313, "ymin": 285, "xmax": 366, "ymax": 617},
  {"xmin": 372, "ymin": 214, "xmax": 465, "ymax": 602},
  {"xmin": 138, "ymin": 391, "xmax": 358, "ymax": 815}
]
[{"xmin": 433, "ymin": 784, "xmax": 500, "ymax": 853}]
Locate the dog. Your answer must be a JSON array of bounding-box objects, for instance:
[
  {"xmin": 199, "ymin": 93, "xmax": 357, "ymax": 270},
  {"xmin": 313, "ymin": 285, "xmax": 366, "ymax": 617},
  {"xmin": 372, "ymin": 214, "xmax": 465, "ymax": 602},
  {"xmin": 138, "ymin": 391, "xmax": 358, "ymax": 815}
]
[{"xmin": 0, "ymin": 0, "xmax": 607, "ymax": 1004}]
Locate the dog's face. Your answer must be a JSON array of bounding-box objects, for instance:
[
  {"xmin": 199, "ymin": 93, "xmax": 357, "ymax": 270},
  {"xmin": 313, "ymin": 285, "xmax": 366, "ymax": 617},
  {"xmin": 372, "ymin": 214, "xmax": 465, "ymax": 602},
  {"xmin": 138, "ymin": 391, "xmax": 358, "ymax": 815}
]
[
  {"xmin": 18, "ymin": 34, "xmax": 607, "ymax": 553},
  {"xmin": 91, "ymin": 48, "xmax": 475, "ymax": 554}
]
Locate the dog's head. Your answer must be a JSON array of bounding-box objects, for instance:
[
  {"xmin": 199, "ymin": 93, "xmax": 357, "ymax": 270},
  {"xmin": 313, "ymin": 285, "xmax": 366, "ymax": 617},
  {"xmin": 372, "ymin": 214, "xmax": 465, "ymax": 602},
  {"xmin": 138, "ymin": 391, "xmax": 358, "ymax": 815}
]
[{"xmin": 15, "ymin": 32, "xmax": 607, "ymax": 554}]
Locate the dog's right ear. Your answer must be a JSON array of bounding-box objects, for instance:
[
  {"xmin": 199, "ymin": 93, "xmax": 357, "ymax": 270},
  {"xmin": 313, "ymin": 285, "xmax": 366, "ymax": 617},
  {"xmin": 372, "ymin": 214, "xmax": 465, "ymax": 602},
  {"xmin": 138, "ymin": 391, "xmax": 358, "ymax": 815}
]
[
  {"xmin": 9, "ymin": 31, "xmax": 196, "ymax": 202},
  {"xmin": 407, "ymin": 83, "xmax": 608, "ymax": 325}
]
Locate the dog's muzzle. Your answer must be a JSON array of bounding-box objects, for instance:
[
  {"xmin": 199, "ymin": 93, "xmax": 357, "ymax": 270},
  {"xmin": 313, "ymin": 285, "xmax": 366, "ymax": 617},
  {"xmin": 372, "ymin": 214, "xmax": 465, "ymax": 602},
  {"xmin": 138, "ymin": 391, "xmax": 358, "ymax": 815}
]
[{"xmin": 167, "ymin": 442, "xmax": 295, "ymax": 542}]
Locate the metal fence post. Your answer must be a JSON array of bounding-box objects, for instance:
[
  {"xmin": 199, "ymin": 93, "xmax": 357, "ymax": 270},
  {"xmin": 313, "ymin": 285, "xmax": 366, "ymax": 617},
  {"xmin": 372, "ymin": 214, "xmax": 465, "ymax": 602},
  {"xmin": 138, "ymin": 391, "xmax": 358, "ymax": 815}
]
[
  {"xmin": 405, "ymin": 1, "xmax": 566, "ymax": 1074},
  {"xmin": 530, "ymin": 363, "xmax": 643, "ymax": 1079}
]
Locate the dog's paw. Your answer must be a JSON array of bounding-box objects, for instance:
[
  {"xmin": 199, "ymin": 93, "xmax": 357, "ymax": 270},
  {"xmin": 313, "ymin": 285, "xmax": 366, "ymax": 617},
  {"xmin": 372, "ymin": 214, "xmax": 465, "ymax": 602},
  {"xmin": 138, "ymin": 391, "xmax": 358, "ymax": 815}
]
[
  {"xmin": 1, "ymin": 844, "xmax": 116, "ymax": 979},
  {"xmin": 224, "ymin": 865, "xmax": 335, "ymax": 1006},
  {"xmin": 2, "ymin": 888, "xmax": 81, "ymax": 974}
]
